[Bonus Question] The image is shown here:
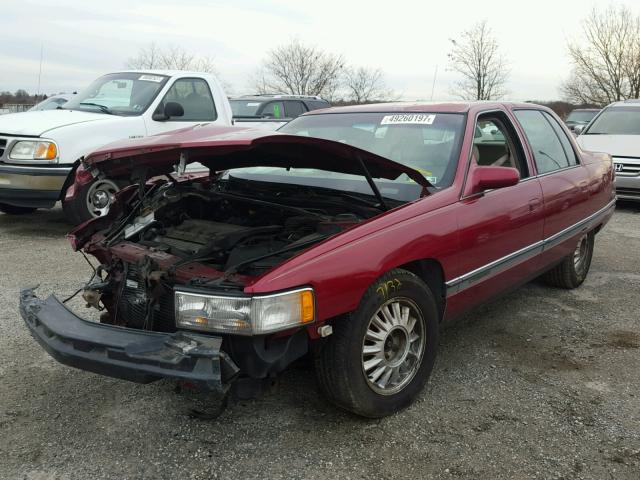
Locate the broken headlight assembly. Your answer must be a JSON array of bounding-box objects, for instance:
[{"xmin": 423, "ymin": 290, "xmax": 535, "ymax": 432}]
[{"xmin": 174, "ymin": 287, "xmax": 315, "ymax": 335}]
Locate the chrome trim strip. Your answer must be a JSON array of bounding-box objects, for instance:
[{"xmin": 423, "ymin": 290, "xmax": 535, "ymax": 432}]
[{"xmin": 445, "ymin": 199, "xmax": 616, "ymax": 296}]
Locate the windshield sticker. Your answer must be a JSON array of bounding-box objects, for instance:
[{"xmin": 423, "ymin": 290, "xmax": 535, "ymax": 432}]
[
  {"xmin": 246, "ymin": 102, "xmax": 261, "ymax": 106},
  {"xmin": 138, "ymin": 75, "xmax": 164, "ymax": 83},
  {"xmin": 427, "ymin": 176, "xmax": 438, "ymax": 184},
  {"xmin": 381, "ymin": 114, "xmax": 436, "ymax": 125}
]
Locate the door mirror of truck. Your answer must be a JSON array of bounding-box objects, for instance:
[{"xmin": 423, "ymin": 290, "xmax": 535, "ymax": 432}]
[
  {"xmin": 152, "ymin": 102, "xmax": 185, "ymax": 121},
  {"xmin": 573, "ymin": 124, "xmax": 585, "ymax": 135}
]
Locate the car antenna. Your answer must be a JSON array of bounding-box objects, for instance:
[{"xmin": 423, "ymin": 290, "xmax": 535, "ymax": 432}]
[{"xmin": 355, "ymin": 154, "xmax": 388, "ymax": 211}]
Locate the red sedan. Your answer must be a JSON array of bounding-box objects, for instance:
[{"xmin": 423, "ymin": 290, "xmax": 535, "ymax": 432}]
[{"xmin": 20, "ymin": 102, "xmax": 615, "ymax": 418}]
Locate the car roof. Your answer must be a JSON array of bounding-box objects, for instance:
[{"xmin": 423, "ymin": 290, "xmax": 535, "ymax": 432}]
[
  {"xmin": 112, "ymin": 70, "xmax": 217, "ymax": 78},
  {"xmin": 570, "ymin": 108, "xmax": 600, "ymax": 112},
  {"xmin": 607, "ymin": 99, "xmax": 640, "ymax": 108},
  {"xmin": 230, "ymin": 95, "xmax": 329, "ymax": 102},
  {"xmin": 303, "ymin": 101, "xmax": 536, "ymax": 115}
]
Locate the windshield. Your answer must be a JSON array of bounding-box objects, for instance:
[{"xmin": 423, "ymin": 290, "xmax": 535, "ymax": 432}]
[
  {"xmin": 226, "ymin": 112, "xmax": 465, "ymax": 202},
  {"xmin": 63, "ymin": 73, "xmax": 169, "ymax": 116},
  {"xmin": 566, "ymin": 110, "xmax": 598, "ymax": 123},
  {"xmin": 585, "ymin": 107, "xmax": 640, "ymax": 135},
  {"xmin": 230, "ymin": 100, "xmax": 262, "ymax": 117}
]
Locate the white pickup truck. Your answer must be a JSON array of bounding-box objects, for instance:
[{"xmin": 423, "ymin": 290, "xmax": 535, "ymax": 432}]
[{"xmin": 0, "ymin": 70, "xmax": 232, "ymax": 223}]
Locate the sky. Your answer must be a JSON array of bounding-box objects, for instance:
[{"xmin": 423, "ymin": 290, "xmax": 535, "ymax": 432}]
[{"xmin": 1, "ymin": 0, "xmax": 638, "ymax": 101}]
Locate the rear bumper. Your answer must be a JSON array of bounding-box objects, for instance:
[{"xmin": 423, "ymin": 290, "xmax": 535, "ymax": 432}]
[
  {"xmin": 0, "ymin": 164, "xmax": 71, "ymax": 208},
  {"xmin": 19, "ymin": 289, "xmax": 239, "ymax": 392}
]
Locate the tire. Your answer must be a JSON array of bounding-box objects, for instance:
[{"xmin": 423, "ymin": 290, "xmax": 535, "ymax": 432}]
[
  {"xmin": 314, "ymin": 269, "xmax": 440, "ymax": 418},
  {"xmin": 543, "ymin": 232, "xmax": 594, "ymax": 289},
  {"xmin": 62, "ymin": 178, "xmax": 119, "ymax": 225},
  {"xmin": 0, "ymin": 203, "xmax": 37, "ymax": 215}
]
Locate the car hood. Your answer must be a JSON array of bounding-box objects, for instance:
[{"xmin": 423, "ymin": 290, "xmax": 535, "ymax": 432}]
[
  {"xmin": 0, "ymin": 110, "xmax": 112, "ymax": 137},
  {"xmin": 578, "ymin": 134, "xmax": 640, "ymax": 158},
  {"xmin": 84, "ymin": 125, "xmax": 432, "ymax": 188}
]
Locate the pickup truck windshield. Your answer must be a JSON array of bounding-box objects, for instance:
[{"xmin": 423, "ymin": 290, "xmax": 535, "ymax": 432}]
[
  {"xmin": 585, "ymin": 107, "xmax": 640, "ymax": 135},
  {"xmin": 63, "ymin": 73, "xmax": 169, "ymax": 116},
  {"xmin": 228, "ymin": 112, "xmax": 465, "ymax": 202}
]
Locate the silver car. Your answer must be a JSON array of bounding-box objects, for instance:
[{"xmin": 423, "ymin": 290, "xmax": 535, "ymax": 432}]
[{"xmin": 577, "ymin": 100, "xmax": 640, "ymax": 201}]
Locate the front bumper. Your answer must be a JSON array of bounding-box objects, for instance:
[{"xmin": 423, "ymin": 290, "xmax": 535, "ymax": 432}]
[
  {"xmin": 19, "ymin": 289, "xmax": 239, "ymax": 392},
  {"xmin": 0, "ymin": 164, "xmax": 71, "ymax": 208},
  {"xmin": 615, "ymin": 175, "xmax": 640, "ymax": 201}
]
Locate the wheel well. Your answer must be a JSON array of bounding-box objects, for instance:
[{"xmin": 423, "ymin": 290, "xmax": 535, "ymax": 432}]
[
  {"xmin": 397, "ymin": 259, "xmax": 446, "ymax": 321},
  {"xmin": 58, "ymin": 160, "xmax": 81, "ymax": 200}
]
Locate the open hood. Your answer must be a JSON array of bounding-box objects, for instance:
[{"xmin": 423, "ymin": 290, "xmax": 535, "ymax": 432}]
[{"xmin": 84, "ymin": 125, "xmax": 432, "ymax": 189}]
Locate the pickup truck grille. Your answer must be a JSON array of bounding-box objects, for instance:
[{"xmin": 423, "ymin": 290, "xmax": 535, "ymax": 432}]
[
  {"xmin": 0, "ymin": 137, "xmax": 7, "ymax": 159},
  {"xmin": 117, "ymin": 263, "xmax": 176, "ymax": 332},
  {"xmin": 613, "ymin": 157, "xmax": 640, "ymax": 176}
]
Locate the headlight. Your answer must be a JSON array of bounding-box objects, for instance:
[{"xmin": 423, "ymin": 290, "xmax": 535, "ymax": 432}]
[
  {"xmin": 175, "ymin": 288, "xmax": 315, "ymax": 335},
  {"xmin": 9, "ymin": 141, "xmax": 58, "ymax": 161}
]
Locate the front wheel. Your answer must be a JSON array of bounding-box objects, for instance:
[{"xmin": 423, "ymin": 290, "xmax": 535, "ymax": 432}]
[
  {"xmin": 0, "ymin": 203, "xmax": 37, "ymax": 215},
  {"xmin": 62, "ymin": 178, "xmax": 119, "ymax": 225},
  {"xmin": 314, "ymin": 269, "xmax": 439, "ymax": 418},
  {"xmin": 543, "ymin": 232, "xmax": 594, "ymax": 289}
]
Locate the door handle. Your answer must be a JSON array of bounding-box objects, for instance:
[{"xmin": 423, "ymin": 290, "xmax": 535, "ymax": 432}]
[{"xmin": 528, "ymin": 198, "xmax": 542, "ymax": 212}]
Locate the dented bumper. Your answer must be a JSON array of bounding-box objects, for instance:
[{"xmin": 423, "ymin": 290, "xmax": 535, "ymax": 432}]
[{"xmin": 19, "ymin": 289, "xmax": 239, "ymax": 391}]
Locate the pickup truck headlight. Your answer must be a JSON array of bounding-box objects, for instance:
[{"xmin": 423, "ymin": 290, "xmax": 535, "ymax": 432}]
[
  {"xmin": 9, "ymin": 141, "xmax": 58, "ymax": 161},
  {"xmin": 175, "ymin": 288, "xmax": 315, "ymax": 335}
]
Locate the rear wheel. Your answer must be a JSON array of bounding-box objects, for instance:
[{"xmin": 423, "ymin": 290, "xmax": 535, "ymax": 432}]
[
  {"xmin": 543, "ymin": 232, "xmax": 594, "ymax": 289},
  {"xmin": 314, "ymin": 269, "xmax": 439, "ymax": 418},
  {"xmin": 0, "ymin": 203, "xmax": 37, "ymax": 215},
  {"xmin": 62, "ymin": 178, "xmax": 119, "ymax": 225}
]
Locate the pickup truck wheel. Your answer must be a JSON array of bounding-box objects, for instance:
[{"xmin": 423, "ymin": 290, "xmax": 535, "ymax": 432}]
[
  {"xmin": 0, "ymin": 203, "xmax": 37, "ymax": 215},
  {"xmin": 543, "ymin": 232, "xmax": 594, "ymax": 289},
  {"xmin": 62, "ymin": 178, "xmax": 119, "ymax": 224},
  {"xmin": 314, "ymin": 269, "xmax": 439, "ymax": 418}
]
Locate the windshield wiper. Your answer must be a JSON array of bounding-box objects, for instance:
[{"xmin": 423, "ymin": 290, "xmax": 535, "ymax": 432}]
[{"xmin": 79, "ymin": 102, "xmax": 113, "ymax": 115}]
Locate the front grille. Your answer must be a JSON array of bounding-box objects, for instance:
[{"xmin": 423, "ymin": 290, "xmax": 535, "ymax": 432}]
[
  {"xmin": 116, "ymin": 263, "xmax": 176, "ymax": 332},
  {"xmin": 613, "ymin": 157, "xmax": 640, "ymax": 176},
  {"xmin": 615, "ymin": 187, "xmax": 640, "ymax": 198},
  {"xmin": 0, "ymin": 137, "xmax": 7, "ymax": 158}
]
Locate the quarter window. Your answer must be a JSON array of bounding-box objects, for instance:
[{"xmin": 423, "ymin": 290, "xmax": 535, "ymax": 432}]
[
  {"xmin": 159, "ymin": 78, "xmax": 217, "ymax": 121},
  {"xmin": 542, "ymin": 111, "xmax": 577, "ymax": 166},
  {"xmin": 284, "ymin": 100, "xmax": 306, "ymax": 118},
  {"xmin": 514, "ymin": 110, "xmax": 570, "ymax": 174}
]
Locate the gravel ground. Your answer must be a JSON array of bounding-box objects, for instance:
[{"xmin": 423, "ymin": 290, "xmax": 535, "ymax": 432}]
[{"xmin": 0, "ymin": 203, "xmax": 639, "ymax": 480}]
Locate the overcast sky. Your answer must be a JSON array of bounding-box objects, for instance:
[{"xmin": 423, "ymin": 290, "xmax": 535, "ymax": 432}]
[{"xmin": 1, "ymin": 0, "xmax": 638, "ymax": 101}]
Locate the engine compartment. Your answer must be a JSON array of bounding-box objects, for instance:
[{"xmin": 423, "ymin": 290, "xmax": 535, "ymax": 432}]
[{"xmin": 116, "ymin": 180, "xmax": 369, "ymax": 275}]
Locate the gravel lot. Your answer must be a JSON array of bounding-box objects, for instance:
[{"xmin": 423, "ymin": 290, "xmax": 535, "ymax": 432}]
[{"xmin": 1, "ymin": 204, "xmax": 639, "ymax": 480}]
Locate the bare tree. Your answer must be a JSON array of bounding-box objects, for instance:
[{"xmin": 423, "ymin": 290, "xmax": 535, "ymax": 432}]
[
  {"xmin": 448, "ymin": 20, "xmax": 509, "ymax": 100},
  {"xmin": 253, "ymin": 39, "xmax": 344, "ymax": 99},
  {"xmin": 563, "ymin": 6, "xmax": 640, "ymax": 105},
  {"xmin": 344, "ymin": 66, "xmax": 394, "ymax": 103},
  {"xmin": 126, "ymin": 43, "xmax": 218, "ymax": 73}
]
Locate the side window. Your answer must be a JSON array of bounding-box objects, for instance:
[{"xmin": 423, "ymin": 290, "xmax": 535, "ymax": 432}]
[
  {"xmin": 284, "ymin": 100, "xmax": 306, "ymax": 118},
  {"xmin": 159, "ymin": 78, "xmax": 217, "ymax": 121},
  {"xmin": 260, "ymin": 101, "xmax": 285, "ymax": 119},
  {"xmin": 472, "ymin": 115, "xmax": 529, "ymax": 178},
  {"xmin": 514, "ymin": 110, "xmax": 570, "ymax": 174},
  {"xmin": 542, "ymin": 111, "xmax": 578, "ymax": 166}
]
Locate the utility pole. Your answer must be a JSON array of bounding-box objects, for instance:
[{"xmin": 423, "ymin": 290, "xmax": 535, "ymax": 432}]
[
  {"xmin": 36, "ymin": 44, "xmax": 43, "ymax": 100},
  {"xmin": 430, "ymin": 64, "xmax": 438, "ymax": 101}
]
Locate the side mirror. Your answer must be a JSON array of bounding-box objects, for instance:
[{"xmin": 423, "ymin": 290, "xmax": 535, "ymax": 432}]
[
  {"xmin": 470, "ymin": 166, "xmax": 520, "ymax": 194},
  {"xmin": 573, "ymin": 124, "xmax": 585, "ymax": 135},
  {"xmin": 152, "ymin": 102, "xmax": 184, "ymax": 121}
]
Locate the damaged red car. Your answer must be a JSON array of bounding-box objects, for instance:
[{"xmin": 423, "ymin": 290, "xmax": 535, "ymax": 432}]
[{"xmin": 20, "ymin": 102, "xmax": 616, "ymax": 418}]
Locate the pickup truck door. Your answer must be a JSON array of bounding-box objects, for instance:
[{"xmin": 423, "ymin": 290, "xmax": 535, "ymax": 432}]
[
  {"xmin": 512, "ymin": 109, "xmax": 591, "ymax": 260},
  {"xmin": 446, "ymin": 110, "xmax": 544, "ymax": 318},
  {"xmin": 145, "ymin": 77, "xmax": 222, "ymax": 136}
]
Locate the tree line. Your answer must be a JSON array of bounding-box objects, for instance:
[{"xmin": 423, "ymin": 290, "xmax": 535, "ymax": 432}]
[{"xmin": 8, "ymin": 4, "xmax": 639, "ymax": 110}]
